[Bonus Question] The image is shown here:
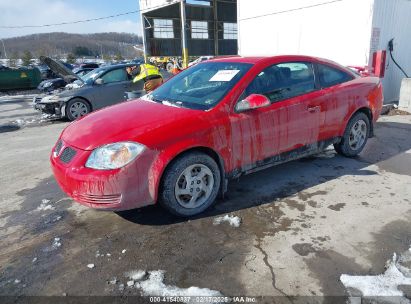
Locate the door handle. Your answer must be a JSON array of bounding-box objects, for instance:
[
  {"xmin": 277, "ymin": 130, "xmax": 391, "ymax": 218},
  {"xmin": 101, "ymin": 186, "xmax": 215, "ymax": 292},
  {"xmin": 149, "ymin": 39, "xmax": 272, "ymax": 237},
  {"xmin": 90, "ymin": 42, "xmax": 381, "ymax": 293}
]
[{"xmin": 307, "ymin": 105, "xmax": 320, "ymax": 113}]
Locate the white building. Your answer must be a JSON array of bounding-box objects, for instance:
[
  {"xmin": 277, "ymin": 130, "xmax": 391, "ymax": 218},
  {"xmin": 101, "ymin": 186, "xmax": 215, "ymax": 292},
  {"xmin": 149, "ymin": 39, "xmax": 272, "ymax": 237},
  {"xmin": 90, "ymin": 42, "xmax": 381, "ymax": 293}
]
[{"xmin": 237, "ymin": 0, "xmax": 411, "ymax": 103}]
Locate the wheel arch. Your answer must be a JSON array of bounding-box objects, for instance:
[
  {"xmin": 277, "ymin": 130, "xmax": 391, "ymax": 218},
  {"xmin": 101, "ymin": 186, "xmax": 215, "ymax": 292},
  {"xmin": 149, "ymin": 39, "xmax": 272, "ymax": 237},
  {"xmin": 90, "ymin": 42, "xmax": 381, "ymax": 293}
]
[
  {"xmin": 156, "ymin": 146, "xmax": 227, "ymax": 202},
  {"xmin": 342, "ymin": 106, "xmax": 374, "ymax": 138}
]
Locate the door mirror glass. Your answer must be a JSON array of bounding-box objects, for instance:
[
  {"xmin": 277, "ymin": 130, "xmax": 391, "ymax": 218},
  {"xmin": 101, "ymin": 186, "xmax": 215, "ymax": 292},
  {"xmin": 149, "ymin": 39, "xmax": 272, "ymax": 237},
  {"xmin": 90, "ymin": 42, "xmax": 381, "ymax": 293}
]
[
  {"xmin": 95, "ymin": 78, "xmax": 104, "ymax": 85},
  {"xmin": 235, "ymin": 94, "xmax": 270, "ymax": 112}
]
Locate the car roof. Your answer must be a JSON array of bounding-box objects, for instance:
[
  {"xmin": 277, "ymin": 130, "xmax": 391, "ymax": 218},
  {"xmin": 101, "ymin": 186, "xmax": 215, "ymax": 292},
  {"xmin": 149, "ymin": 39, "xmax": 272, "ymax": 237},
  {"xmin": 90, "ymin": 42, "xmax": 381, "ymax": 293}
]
[
  {"xmin": 101, "ymin": 63, "xmax": 139, "ymax": 70},
  {"xmin": 207, "ymin": 55, "xmax": 355, "ymax": 75},
  {"xmin": 209, "ymin": 55, "xmax": 339, "ymax": 65}
]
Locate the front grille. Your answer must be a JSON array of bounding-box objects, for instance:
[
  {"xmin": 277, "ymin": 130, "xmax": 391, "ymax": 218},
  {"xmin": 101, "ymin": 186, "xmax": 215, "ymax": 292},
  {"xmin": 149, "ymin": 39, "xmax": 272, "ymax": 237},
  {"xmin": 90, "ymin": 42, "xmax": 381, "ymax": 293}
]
[
  {"xmin": 76, "ymin": 193, "xmax": 122, "ymax": 205},
  {"xmin": 59, "ymin": 147, "xmax": 77, "ymax": 163}
]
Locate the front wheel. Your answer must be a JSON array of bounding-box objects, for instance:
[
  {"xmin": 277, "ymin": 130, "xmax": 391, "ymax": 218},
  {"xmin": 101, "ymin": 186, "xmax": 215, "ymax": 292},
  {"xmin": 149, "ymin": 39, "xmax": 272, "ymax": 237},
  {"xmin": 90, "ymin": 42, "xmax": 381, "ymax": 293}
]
[
  {"xmin": 159, "ymin": 152, "xmax": 221, "ymax": 217},
  {"xmin": 66, "ymin": 98, "xmax": 91, "ymax": 121},
  {"xmin": 334, "ymin": 112, "xmax": 370, "ymax": 157}
]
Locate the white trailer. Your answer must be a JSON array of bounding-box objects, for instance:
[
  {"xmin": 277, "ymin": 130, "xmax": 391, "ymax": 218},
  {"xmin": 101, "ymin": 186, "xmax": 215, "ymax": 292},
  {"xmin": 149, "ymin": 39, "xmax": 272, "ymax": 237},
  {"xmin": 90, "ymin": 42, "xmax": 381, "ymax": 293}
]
[{"xmin": 237, "ymin": 0, "xmax": 411, "ymax": 103}]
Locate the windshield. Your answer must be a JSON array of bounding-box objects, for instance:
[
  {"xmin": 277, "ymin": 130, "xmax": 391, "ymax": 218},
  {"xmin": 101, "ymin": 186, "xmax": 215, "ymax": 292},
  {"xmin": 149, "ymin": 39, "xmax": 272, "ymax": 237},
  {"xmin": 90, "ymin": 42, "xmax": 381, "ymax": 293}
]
[
  {"xmin": 149, "ymin": 61, "xmax": 252, "ymax": 110},
  {"xmin": 81, "ymin": 67, "xmax": 107, "ymax": 83}
]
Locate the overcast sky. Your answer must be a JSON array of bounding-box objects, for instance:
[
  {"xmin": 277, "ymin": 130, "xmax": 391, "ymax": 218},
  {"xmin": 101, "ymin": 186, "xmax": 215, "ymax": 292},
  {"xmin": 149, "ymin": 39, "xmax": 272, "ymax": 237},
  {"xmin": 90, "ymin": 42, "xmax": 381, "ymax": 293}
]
[{"xmin": 0, "ymin": 0, "xmax": 142, "ymax": 39}]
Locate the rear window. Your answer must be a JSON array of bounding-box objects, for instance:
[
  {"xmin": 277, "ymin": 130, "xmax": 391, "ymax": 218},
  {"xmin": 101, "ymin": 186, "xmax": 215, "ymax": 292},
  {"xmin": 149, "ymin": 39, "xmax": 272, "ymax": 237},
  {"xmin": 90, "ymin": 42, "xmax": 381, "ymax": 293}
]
[{"xmin": 317, "ymin": 64, "xmax": 353, "ymax": 88}]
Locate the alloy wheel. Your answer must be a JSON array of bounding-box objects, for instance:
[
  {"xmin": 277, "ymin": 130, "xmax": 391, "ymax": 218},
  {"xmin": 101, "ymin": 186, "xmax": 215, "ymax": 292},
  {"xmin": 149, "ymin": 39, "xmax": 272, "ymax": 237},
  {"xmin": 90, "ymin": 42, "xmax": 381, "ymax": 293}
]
[
  {"xmin": 174, "ymin": 164, "xmax": 214, "ymax": 209},
  {"xmin": 69, "ymin": 102, "xmax": 88, "ymax": 119},
  {"xmin": 348, "ymin": 119, "xmax": 367, "ymax": 151}
]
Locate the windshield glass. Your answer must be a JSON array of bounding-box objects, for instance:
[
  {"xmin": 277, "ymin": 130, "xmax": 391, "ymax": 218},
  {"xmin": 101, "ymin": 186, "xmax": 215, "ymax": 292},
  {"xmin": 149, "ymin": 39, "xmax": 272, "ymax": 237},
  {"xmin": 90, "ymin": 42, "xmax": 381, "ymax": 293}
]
[
  {"xmin": 81, "ymin": 67, "xmax": 107, "ymax": 83},
  {"xmin": 149, "ymin": 61, "xmax": 252, "ymax": 110}
]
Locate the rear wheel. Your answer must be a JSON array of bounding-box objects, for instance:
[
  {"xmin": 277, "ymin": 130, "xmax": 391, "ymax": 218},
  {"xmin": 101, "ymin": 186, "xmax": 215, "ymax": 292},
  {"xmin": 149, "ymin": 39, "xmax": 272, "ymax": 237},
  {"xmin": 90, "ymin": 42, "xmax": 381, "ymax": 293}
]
[
  {"xmin": 159, "ymin": 152, "xmax": 221, "ymax": 217},
  {"xmin": 334, "ymin": 112, "xmax": 370, "ymax": 157},
  {"xmin": 66, "ymin": 98, "xmax": 90, "ymax": 121}
]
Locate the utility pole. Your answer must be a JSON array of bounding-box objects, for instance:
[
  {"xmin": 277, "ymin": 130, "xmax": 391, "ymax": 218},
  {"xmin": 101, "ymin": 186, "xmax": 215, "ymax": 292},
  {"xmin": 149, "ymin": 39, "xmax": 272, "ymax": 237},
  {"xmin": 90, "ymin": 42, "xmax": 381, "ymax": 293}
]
[
  {"xmin": 96, "ymin": 43, "xmax": 103, "ymax": 59},
  {"xmin": 0, "ymin": 39, "xmax": 7, "ymax": 59},
  {"xmin": 180, "ymin": 0, "xmax": 189, "ymax": 68},
  {"xmin": 141, "ymin": 14, "xmax": 148, "ymax": 63}
]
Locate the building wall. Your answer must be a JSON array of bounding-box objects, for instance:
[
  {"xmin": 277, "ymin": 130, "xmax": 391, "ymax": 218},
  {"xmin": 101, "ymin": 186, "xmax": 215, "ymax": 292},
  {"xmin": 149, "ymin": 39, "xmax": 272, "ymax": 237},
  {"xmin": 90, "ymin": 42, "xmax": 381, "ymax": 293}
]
[
  {"xmin": 372, "ymin": 0, "xmax": 411, "ymax": 103},
  {"xmin": 237, "ymin": 0, "xmax": 374, "ymax": 66},
  {"xmin": 141, "ymin": 0, "xmax": 237, "ymax": 57}
]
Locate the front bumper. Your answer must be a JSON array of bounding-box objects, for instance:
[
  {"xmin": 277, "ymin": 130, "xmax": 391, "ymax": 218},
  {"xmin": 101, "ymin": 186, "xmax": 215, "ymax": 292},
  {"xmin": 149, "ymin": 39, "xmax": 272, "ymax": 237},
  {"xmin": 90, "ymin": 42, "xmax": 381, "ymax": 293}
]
[
  {"xmin": 34, "ymin": 102, "xmax": 63, "ymax": 116},
  {"xmin": 50, "ymin": 140, "xmax": 158, "ymax": 211},
  {"xmin": 33, "ymin": 95, "xmax": 66, "ymax": 117}
]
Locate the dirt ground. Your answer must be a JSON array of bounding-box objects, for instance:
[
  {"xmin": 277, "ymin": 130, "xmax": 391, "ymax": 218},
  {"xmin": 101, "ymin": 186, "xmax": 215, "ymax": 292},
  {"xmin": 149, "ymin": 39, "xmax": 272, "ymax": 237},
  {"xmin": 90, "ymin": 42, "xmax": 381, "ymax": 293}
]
[{"xmin": 1, "ymin": 95, "xmax": 411, "ymax": 303}]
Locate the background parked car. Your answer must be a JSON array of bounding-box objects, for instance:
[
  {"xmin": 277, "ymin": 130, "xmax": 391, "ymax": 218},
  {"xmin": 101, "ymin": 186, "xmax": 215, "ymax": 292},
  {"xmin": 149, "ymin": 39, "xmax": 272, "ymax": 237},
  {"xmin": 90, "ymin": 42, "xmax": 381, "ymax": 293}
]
[{"xmin": 34, "ymin": 57, "xmax": 143, "ymax": 120}]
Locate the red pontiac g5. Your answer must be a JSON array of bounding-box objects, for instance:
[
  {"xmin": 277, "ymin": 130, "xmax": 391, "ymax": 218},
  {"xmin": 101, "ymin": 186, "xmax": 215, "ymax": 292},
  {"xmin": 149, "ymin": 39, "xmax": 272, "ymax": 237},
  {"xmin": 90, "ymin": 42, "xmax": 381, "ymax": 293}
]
[{"xmin": 51, "ymin": 56, "xmax": 383, "ymax": 217}]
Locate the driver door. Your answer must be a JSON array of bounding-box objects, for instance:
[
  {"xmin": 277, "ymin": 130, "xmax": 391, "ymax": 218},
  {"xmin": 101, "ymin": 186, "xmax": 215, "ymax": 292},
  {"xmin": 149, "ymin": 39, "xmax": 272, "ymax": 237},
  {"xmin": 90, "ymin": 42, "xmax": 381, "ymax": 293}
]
[
  {"xmin": 229, "ymin": 61, "xmax": 322, "ymax": 171},
  {"xmin": 94, "ymin": 68, "xmax": 132, "ymax": 109}
]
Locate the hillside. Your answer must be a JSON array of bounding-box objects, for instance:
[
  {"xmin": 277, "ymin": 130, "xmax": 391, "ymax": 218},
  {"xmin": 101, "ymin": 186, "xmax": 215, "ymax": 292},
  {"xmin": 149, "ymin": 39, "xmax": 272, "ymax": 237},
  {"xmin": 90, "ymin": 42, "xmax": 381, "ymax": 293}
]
[{"xmin": 1, "ymin": 32, "xmax": 143, "ymax": 59}]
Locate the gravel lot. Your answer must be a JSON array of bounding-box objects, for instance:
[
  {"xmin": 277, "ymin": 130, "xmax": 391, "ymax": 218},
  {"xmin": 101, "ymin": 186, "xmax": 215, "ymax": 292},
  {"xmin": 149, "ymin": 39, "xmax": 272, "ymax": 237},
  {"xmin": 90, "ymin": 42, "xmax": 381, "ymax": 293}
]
[{"xmin": 1, "ymin": 95, "xmax": 410, "ymax": 303}]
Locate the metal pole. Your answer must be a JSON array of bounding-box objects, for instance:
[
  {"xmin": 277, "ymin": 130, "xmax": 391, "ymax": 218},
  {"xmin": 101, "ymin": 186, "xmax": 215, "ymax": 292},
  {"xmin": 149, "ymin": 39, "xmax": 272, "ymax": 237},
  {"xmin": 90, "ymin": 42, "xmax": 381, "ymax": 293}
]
[
  {"xmin": 141, "ymin": 14, "xmax": 148, "ymax": 63},
  {"xmin": 213, "ymin": 0, "xmax": 218, "ymax": 56},
  {"xmin": 0, "ymin": 39, "xmax": 7, "ymax": 59},
  {"xmin": 180, "ymin": 0, "xmax": 189, "ymax": 68}
]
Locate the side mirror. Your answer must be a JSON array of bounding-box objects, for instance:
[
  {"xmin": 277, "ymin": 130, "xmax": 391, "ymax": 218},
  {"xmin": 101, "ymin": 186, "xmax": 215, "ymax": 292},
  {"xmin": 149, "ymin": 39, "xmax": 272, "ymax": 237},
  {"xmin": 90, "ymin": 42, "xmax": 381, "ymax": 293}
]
[
  {"xmin": 95, "ymin": 78, "xmax": 104, "ymax": 85},
  {"xmin": 235, "ymin": 94, "xmax": 270, "ymax": 112}
]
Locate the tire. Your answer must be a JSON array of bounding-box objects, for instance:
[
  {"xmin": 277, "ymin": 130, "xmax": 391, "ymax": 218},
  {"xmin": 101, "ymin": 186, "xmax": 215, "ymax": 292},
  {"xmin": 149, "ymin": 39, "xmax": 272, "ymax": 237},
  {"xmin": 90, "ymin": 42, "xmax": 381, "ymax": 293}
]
[
  {"xmin": 66, "ymin": 98, "xmax": 91, "ymax": 121},
  {"xmin": 334, "ymin": 112, "xmax": 370, "ymax": 157},
  {"xmin": 159, "ymin": 152, "xmax": 221, "ymax": 217}
]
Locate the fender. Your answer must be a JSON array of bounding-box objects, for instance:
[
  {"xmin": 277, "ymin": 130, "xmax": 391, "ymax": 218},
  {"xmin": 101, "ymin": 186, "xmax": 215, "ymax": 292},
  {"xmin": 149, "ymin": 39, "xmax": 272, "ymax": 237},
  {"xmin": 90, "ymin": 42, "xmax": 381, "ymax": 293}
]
[{"xmin": 147, "ymin": 139, "xmax": 228, "ymax": 203}]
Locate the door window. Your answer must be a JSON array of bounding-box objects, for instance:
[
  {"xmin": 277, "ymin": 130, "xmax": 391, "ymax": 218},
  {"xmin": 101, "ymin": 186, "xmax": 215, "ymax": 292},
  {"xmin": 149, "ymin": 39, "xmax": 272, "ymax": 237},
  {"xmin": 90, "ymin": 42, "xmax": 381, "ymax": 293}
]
[
  {"xmin": 101, "ymin": 69, "xmax": 127, "ymax": 84},
  {"xmin": 245, "ymin": 62, "xmax": 316, "ymax": 103},
  {"xmin": 317, "ymin": 64, "xmax": 353, "ymax": 88}
]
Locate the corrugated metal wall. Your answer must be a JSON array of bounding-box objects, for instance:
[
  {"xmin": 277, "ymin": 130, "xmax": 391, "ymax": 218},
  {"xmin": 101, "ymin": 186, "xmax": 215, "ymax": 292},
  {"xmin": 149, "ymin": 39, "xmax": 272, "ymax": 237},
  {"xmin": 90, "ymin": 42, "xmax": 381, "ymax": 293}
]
[
  {"xmin": 372, "ymin": 0, "xmax": 411, "ymax": 103},
  {"xmin": 142, "ymin": 0, "xmax": 237, "ymax": 56}
]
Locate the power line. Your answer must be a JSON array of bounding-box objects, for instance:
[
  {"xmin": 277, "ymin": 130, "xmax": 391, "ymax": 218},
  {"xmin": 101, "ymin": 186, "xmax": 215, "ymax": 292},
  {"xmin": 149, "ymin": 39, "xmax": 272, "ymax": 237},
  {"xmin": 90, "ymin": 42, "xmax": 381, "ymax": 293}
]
[
  {"xmin": 0, "ymin": 2, "xmax": 175, "ymax": 29},
  {"xmin": 239, "ymin": 0, "xmax": 345, "ymax": 21}
]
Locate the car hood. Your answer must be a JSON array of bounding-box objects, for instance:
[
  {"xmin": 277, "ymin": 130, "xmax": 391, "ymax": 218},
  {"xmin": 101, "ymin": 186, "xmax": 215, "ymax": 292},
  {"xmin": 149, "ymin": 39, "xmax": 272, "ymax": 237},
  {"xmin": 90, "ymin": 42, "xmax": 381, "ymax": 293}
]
[
  {"xmin": 40, "ymin": 56, "xmax": 83, "ymax": 83},
  {"xmin": 61, "ymin": 99, "xmax": 202, "ymax": 151}
]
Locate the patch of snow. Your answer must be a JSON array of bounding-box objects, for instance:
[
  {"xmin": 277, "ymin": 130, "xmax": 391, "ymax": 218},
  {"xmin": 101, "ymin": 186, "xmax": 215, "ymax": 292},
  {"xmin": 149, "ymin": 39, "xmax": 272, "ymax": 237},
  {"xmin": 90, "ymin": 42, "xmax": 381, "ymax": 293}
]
[
  {"xmin": 106, "ymin": 253, "xmax": 111, "ymax": 257},
  {"xmin": 127, "ymin": 280, "xmax": 135, "ymax": 287},
  {"xmin": 213, "ymin": 215, "xmax": 241, "ymax": 227},
  {"xmin": 32, "ymin": 257, "xmax": 37, "ymax": 263},
  {"xmin": 52, "ymin": 237, "xmax": 61, "ymax": 249},
  {"xmin": 135, "ymin": 270, "xmax": 222, "ymax": 300},
  {"xmin": 122, "ymin": 249, "xmax": 127, "ymax": 254},
  {"xmin": 109, "ymin": 277, "xmax": 118, "ymax": 285},
  {"xmin": 340, "ymin": 253, "xmax": 411, "ymax": 297},
  {"xmin": 161, "ymin": 100, "xmax": 181, "ymax": 108},
  {"xmin": 125, "ymin": 270, "xmax": 146, "ymax": 281},
  {"xmin": 14, "ymin": 279, "xmax": 21, "ymax": 284},
  {"xmin": 36, "ymin": 199, "xmax": 54, "ymax": 211},
  {"xmin": 119, "ymin": 283, "xmax": 125, "ymax": 291},
  {"xmin": 87, "ymin": 264, "xmax": 95, "ymax": 269}
]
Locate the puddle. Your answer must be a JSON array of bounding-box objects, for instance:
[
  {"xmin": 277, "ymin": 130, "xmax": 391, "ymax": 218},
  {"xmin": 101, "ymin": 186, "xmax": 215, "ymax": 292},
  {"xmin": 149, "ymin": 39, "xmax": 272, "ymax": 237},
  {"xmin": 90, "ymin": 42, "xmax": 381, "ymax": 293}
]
[{"xmin": 0, "ymin": 124, "xmax": 20, "ymax": 133}]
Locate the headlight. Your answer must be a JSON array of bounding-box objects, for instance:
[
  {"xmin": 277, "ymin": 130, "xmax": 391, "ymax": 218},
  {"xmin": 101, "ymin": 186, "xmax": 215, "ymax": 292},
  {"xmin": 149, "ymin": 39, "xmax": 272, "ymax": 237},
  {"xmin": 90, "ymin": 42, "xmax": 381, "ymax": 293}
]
[
  {"xmin": 41, "ymin": 95, "xmax": 60, "ymax": 103},
  {"xmin": 85, "ymin": 142, "xmax": 145, "ymax": 170}
]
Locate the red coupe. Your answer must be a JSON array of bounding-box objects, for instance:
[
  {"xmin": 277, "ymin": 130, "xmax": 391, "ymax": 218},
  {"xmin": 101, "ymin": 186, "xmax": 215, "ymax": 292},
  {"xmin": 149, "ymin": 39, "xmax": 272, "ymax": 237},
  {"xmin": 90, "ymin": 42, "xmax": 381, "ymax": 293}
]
[{"xmin": 51, "ymin": 56, "xmax": 383, "ymax": 216}]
